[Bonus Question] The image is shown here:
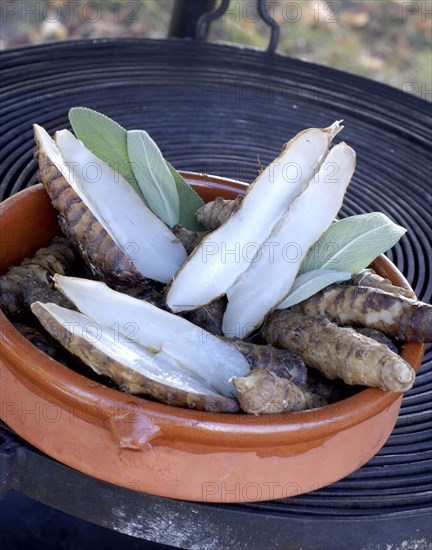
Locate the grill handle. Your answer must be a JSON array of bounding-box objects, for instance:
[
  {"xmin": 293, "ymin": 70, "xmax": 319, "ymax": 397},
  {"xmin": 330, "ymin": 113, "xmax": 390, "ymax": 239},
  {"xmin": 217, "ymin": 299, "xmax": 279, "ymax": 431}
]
[{"xmin": 170, "ymin": 0, "xmax": 280, "ymax": 54}]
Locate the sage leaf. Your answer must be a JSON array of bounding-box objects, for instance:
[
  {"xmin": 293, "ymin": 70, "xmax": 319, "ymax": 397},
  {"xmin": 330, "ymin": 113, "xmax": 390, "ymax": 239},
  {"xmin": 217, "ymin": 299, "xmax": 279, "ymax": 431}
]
[
  {"xmin": 167, "ymin": 163, "xmax": 205, "ymax": 231},
  {"xmin": 127, "ymin": 130, "xmax": 180, "ymax": 227},
  {"xmin": 300, "ymin": 212, "xmax": 406, "ymax": 274},
  {"xmin": 69, "ymin": 107, "xmax": 141, "ymax": 196},
  {"xmin": 277, "ymin": 269, "xmax": 352, "ymax": 309},
  {"xmin": 69, "ymin": 108, "xmax": 205, "ymax": 230}
]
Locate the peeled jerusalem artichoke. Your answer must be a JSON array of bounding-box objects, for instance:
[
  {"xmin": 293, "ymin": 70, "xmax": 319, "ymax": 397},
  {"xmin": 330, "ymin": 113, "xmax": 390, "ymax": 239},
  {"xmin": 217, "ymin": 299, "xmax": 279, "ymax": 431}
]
[
  {"xmin": 167, "ymin": 122, "xmax": 343, "ymax": 313},
  {"xmin": 32, "ymin": 301, "xmax": 239, "ymax": 413},
  {"xmin": 34, "ymin": 125, "xmax": 186, "ymax": 285}
]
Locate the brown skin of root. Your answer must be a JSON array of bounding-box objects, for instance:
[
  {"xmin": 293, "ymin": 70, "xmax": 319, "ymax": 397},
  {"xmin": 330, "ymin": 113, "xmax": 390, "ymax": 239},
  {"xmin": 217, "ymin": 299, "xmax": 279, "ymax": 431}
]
[
  {"xmin": 182, "ymin": 297, "xmax": 226, "ymax": 335},
  {"xmin": 31, "ymin": 302, "xmax": 239, "ymax": 413},
  {"xmin": 172, "ymin": 225, "xmax": 208, "ymax": 255},
  {"xmin": 232, "ymin": 369, "xmax": 325, "ymax": 415},
  {"xmin": 21, "ymin": 278, "xmax": 76, "ymax": 312},
  {"xmin": 196, "ymin": 196, "xmax": 243, "ymax": 231},
  {"xmin": 262, "ymin": 311, "xmax": 415, "ymax": 392},
  {"xmin": 0, "ymin": 236, "xmax": 77, "ymax": 317},
  {"xmin": 229, "ymin": 340, "xmax": 308, "ymax": 386},
  {"xmin": 294, "ymin": 285, "xmax": 432, "ymax": 343},
  {"xmin": 304, "ymin": 368, "xmax": 346, "ymax": 403},
  {"xmin": 355, "ymin": 327, "xmax": 398, "ymax": 354},
  {"xmin": 351, "ymin": 268, "xmax": 416, "ymax": 300},
  {"xmin": 13, "ymin": 321, "xmax": 72, "ymax": 365},
  {"xmin": 110, "ymin": 281, "xmax": 164, "ymax": 308},
  {"xmin": 35, "ymin": 136, "xmax": 146, "ymax": 286}
]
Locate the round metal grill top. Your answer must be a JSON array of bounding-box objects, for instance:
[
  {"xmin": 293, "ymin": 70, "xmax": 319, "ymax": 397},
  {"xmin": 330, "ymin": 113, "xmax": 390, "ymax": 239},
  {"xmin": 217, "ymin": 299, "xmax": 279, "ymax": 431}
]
[{"xmin": 0, "ymin": 39, "xmax": 431, "ymax": 540}]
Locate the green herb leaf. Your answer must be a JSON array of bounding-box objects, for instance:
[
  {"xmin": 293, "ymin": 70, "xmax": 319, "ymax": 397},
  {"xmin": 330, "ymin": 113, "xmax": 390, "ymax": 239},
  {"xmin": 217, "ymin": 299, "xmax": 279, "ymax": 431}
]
[
  {"xmin": 127, "ymin": 130, "xmax": 180, "ymax": 227},
  {"xmin": 69, "ymin": 108, "xmax": 204, "ymax": 230},
  {"xmin": 277, "ymin": 269, "xmax": 352, "ymax": 309},
  {"xmin": 68, "ymin": 107, "xmax": 141, "ymax": 196},
  {"xmin": 167, "ymin": 163, "xmax": 205, "ymax": 231},
  {"xmin": 300, "ymin": 212, "xmax": 406, "ymax": 274}
]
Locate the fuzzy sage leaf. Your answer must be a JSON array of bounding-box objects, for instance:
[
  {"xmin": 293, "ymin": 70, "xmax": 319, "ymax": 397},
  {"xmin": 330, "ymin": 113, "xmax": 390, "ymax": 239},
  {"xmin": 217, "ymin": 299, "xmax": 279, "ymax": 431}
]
[
  {"xmin": 300, "ymin": 212, "xmax": 406, "ymax": 274},
  {"xmin": 277, "ymin": 269, "xmax": 352, "ymax": 309},
  {"xmin": 69, "ymin": 107, "xmax": 205, "ymax": 230},
  {"xmin": 69, "ymin": 107, "xmax": 141, "ymax": 196},
  {"xmin": 127, "ymin": 130, "xmax": 180, "ymax": 227},
  {"xmin": 167, "ymin": 163, "xmax": 205, "ymax": 231}
]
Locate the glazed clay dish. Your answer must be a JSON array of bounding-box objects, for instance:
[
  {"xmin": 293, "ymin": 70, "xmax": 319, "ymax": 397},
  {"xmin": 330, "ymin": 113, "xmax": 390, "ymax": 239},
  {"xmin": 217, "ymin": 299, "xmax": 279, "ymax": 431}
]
[{"xmin": 0, "ymin": 174, "xmax": 424, "ymax": 503}]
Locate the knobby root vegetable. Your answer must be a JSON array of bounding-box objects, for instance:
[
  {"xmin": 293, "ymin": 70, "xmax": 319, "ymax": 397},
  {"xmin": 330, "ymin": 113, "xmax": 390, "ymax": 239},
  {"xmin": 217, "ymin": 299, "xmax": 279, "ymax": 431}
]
[
  {"xmin": 181, "ymin": 298, "xmax": 226, "ymax": 335},
  {"xmin": 0, "ymin": 236, "xmax": 76, "ymax": 317},
  {"xmin": 21, "ymin": 277, "xmax": 75, "ymax": 311},
  {"xmin": 355, "ymin": 328, "xmax": 398, "ymax": 354},
  {"xmin": 304, "ymin": 368, "xmax": 345, "ymax": 402},
  {"xmin": 223, "ymin": 141, "xmax": 356, "ymax": 338},
  {"xmin": 167, "ymin": 122, "xmax": 342, "ymax": 312},
  {"xmin": 31, "ymin": 302, "xmax": 239, "ymax": 412},
  {"xmin": 34, "ymin": 125, "xmax": 186, "ymax": 285},
  {"xmin": 172, "ymin": 225, "xmax": 207, "ymax": 254},
  {"xmin": 231, "ymin": 369, "xmax": 325, "ymax": 415},
  {"xmin": 294, "ymin": 285, "xmax": 432, "ymax": 343},
  {"xmin": 262, "ymin": 310, "xmax": 416, "ymax": 392},
  {"xmin": 230, "ymin": 340, "xmax": 308, "ymax": 386},
  {"xmin": 351, "ymin": 268, "xmax": 416, "ymax": 299},
  {"xmin": 13, "ymin": 321, "xmax": 72, "ymax": 365},
  {"xmin": 196, "ymin": 196, "xmax": 243, "ymax": 230},
  {"xmin": 53, "ymin": 275, "xmax": 250, "ymax": 397}
]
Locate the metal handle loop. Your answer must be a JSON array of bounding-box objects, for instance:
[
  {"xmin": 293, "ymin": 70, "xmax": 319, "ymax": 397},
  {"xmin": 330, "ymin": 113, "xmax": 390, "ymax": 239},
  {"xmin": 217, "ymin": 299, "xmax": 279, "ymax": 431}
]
[
  {"xmin": 257, "ymin": 0, "xmax": 280, "ymax": 54},
  {"xmin": 196, "ymin": 0, "xmax": 230, "ymax": 41},
  {"xmin": 196, "ymin": 0, "xmax": 280, "ymax": 53}
]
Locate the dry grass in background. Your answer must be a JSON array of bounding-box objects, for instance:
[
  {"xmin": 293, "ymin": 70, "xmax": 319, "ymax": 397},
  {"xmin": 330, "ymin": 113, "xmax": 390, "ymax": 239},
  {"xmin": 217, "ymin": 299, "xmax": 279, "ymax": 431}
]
[{"xmin": 0, "ymin": 1, "xmax": 431, "ymax": 100}]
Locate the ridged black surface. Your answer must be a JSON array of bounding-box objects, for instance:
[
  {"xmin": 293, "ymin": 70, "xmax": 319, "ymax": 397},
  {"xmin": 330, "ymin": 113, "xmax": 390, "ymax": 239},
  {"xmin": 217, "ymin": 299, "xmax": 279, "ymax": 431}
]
[{"xmin": 0, "ymin": 39, "xmax": 431, "ymax": 545}]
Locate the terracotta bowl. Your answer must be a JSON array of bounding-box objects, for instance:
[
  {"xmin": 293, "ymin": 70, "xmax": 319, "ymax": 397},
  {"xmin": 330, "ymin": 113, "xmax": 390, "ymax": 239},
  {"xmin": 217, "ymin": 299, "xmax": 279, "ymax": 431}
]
[{"xmin": 0, "ymin": 174, "xmax": 425, "ymax": 503}]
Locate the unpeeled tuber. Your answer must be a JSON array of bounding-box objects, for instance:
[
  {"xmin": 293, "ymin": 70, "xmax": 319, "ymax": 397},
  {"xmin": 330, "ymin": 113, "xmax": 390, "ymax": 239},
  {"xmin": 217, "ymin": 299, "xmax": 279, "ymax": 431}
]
[
  {"xmin": 196, "ymin": 196, "xmax": 243, "ymax": 230},
  {"xmin": 0, "ymin": 236, "xmax": 76, "ymax": 317},
  {"xmin": 294, "ymin": 284, "xmax": 432, "ymax": 343},
  {"xmin": 232, "ymin": 369, "xmax": 325, "ymax": 415},
  {"xmin": 230, "ymin": 340, "xmax": 308, "ymax": 386},
  {"xmin": 262, "ymin": 310, "xmax": 416, "ymax": 392},
  {"xmin": 350, "ymin": 268, "xmax": 416, "ymax": 300}
]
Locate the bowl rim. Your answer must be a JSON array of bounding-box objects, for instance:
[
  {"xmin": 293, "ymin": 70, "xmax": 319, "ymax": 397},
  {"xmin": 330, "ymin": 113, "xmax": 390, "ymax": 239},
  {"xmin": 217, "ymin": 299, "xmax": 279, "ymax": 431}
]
[{"xmin": 0, "ymin": 177, "xmax": 425, "ymax": 447}]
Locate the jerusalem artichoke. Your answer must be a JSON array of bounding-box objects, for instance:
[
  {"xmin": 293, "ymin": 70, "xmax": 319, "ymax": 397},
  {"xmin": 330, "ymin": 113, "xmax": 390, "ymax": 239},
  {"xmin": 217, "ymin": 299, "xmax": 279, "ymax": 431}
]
[
  {"xmin": 294, "ymin": 285, "xmax": 432, "ymax": 342},
  {"xmin": 351, "ymin": 268, "xmax": 416, "ymax": 299},
  {"xmin": 196, "ymin": 196, "xmax": 243, "ymax": 230},
  {"xmin": 232, "ymin": 369, "xmax": 325, "ymax": 415},
  {"xmin": 0, "ymin": 236, "xmax": 76, "ymax": 317},
  {"xmin": 262, "ymin": 310, "xmax": 416, "ymax": 392}
]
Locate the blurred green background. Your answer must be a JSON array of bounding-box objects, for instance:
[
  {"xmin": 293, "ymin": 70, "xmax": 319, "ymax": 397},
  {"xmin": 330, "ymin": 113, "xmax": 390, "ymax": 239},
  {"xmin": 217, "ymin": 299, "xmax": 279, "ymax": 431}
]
[{"xmin": 1, "ymin": 0, "xmax": 430, "ymax": 99}]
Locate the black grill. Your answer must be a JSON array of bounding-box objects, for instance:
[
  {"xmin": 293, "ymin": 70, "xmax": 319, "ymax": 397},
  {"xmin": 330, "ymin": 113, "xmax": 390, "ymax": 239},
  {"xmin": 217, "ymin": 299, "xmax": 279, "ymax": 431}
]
[{"xmin": 0, "ymin": 38, "xmax": 431, "ymax": 549}]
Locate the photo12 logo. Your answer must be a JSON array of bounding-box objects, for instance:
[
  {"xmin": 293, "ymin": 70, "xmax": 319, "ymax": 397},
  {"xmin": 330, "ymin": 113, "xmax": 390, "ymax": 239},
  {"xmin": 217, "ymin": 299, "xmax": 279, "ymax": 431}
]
[
  {"xmin": 1, "ymin": 2, "xmax": 139, "ymax": 25},
  {"xmin": 201, "ymin": 480, "xmax": 320, "ymax": 502},
  {"xmin": 401, "ymin": 2, "xmax": 432, "ymax": 22},
  {"xmin": 220, "ymin": 1, "xmax": 340, "ymax": 25}
]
